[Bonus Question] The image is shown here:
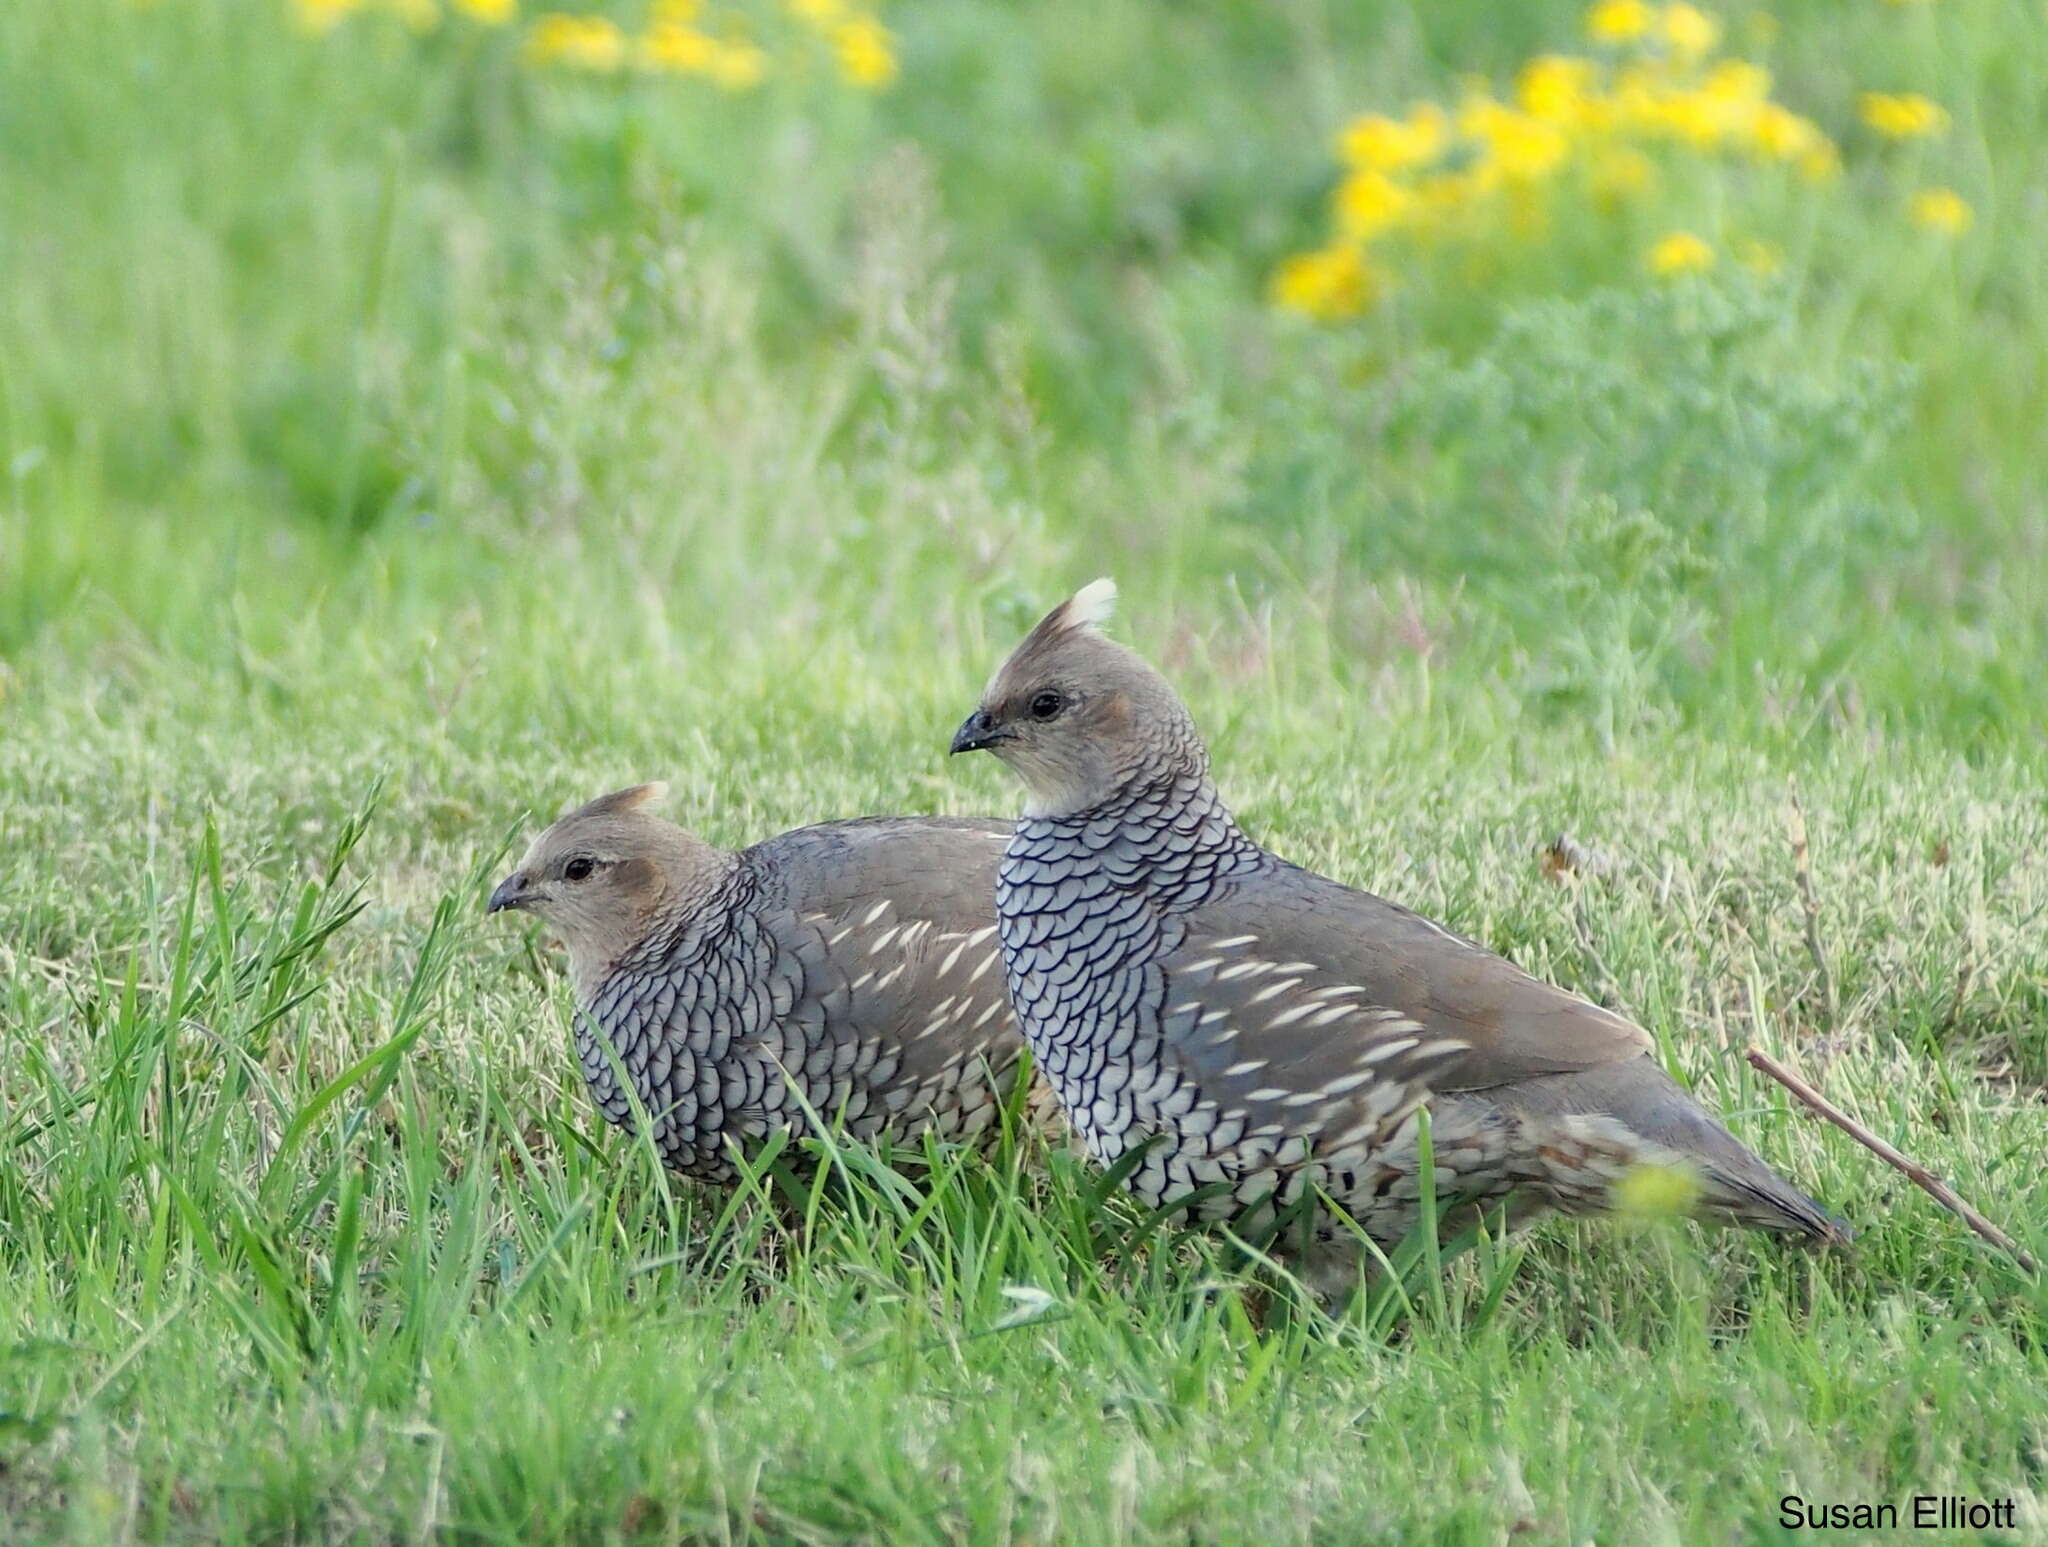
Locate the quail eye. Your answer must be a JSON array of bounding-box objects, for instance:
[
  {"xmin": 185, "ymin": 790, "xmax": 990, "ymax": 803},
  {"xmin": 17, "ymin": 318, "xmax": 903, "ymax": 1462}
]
[
  {"xmin": 1028, "ymin": 690, "xmax": 1065, "ymax": 721},
  {"xmin": 563, "ymin": 855, "xmax": 597, "ymax": 882}
]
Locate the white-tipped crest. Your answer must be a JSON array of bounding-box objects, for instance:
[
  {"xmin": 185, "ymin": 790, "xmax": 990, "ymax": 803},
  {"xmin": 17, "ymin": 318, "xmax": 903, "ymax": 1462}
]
[{"xmin": 1062, "ymin": 577, "xmax": 1118, "ymax": 634}]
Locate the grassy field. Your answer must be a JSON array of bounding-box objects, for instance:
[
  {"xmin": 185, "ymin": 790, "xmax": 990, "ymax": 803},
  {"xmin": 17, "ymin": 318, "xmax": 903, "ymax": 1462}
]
[{"xmin": 4, "ymin": 0, "xmax": 2047, "ymax": 1541}]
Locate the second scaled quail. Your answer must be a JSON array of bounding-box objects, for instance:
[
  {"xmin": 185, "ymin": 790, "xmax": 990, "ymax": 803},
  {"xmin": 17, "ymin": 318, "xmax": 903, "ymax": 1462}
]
[
  {"xmin": 489, "ymin": 784, "xmax": 1045, "ymax": 1181},
  {"xmin": 949, "ymin": 581, "xmax": 1846, "ymax": 1277}
]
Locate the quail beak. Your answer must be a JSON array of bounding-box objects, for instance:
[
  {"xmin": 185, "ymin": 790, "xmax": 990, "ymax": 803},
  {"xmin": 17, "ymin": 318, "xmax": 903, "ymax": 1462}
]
[
  {"xmin": 487, "ymin": 872, "xmax": 531, "ymax": 914},
  {"xmin": 948, "ymin": 708, "xmax": 1013, "ymax": 756}
]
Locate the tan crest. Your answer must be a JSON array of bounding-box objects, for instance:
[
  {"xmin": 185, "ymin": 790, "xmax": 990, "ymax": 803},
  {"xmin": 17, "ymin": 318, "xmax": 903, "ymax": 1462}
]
[
  {"xmin": 566, "ymin": 782, "xmax": 669, "ymax": 821},
  {"xmin": 1014, "ymin": 577, "xmax": 1117, "ymax": 652}
]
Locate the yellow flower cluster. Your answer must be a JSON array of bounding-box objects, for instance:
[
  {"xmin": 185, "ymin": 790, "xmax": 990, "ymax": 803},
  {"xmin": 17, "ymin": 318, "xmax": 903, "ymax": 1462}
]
[
  {"xmin": 788, "ymin": 0, "xmax": 897, "ymax": 88},
  {"xmin": 638, "ymin": 16, "xmax": 767, "ymax": 88},
  {"xmin": 289, "ymin": 0, "xmax": 893, "ymax": 92},
  {"xmin": 1858, "ymin": 91, "xmax": 1948, "ymax": 139},
  {"xmin": 522, "ymin": 4, "xmax": 752, "ymax": 86},
  {"xmin": 525, "ymin": 12, "xmax": 626, "ymax": 69},
  {"xmin": 523, "ymin": 0, "xmax": 893, "ymax": 89},
  {"xmin": 1274, "ymin": 4, "xmax": 1836, "ymax": 318}
]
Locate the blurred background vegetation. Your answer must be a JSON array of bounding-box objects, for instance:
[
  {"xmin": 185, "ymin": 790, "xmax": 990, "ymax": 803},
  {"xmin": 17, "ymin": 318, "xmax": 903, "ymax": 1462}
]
[{"xmin": 4, "ymin": 0, "xmax": 2042, "ymax": 738}]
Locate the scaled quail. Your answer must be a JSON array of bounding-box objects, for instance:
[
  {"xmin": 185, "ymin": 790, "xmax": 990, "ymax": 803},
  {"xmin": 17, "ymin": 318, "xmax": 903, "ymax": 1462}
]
[
  {"xmin": 489, "ymin": 784, "xmax": 1043, "ymax": 1181},
  {"xmin": 950, "ymin": 581, "xmax": 1847, "ymax": 1281}
]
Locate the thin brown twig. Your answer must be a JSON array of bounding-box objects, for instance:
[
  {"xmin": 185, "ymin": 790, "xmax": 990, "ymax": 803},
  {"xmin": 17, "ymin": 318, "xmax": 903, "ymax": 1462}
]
[
  {"xmin": 1785, "ymin": 785, "xmax": 1835, "ymax": 1025},
  {"xmin": 1745, "ymin": 1045, "xmax": 2037, "ymax": 1274}
]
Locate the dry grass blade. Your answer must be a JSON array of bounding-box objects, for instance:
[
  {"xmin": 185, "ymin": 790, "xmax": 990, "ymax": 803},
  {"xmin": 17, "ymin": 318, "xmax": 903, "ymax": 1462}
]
[{"xmin": 1784, "ymin": 784, "xmax": 1835, "ymax": 1026}]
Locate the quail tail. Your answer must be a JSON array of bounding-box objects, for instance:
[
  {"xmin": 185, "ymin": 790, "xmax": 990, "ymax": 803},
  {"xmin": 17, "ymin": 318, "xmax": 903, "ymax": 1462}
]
[{"xmin": 1494, "ymin": 1054, "xmax": 1852, "ymax": 1246}]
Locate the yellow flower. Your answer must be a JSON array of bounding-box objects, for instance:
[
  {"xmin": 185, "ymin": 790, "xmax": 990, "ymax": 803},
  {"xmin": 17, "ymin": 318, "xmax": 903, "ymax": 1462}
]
[
  {"xmin": 1585, "ymin": 0, "xmax": 1653, "ymax": 42},
  {"xmin": 1516, "ymin": 54, "xmax": 1596, "ymax": 123},
  {"xmin": 1270, "ymin": 246, "xmax": 1377, "ymax": 319},
  {"xmin": 834, "ymin": 16, "xmax": 897, "ymax": 88},
  {"xmin": 1608, "ymin": 61, "xmax": 1663, "ymax": 128},
  {"xmin": 1747, "ymin": 102, "xmax": 1830, "ymax": 162},
  {"xmin": 1648, "ymin": 87, "xmax": 1731, "ymax": 148},
  {"xmin": 1496, "ymin": 120, "xmax": 1571, "ymax": 179},
  {"xmin": 1736, "ymin": 238, "xmax": 1783, "ymax": 274},
  {"xmin": 1649, "ymin": 230, "xmax": 1714, "ymax": 274},
  {"xmin": 1910, "ymin": 186, "xmax": 1972, "ymax": 233},
  {"xmin": 1701, "ymin": 59, "xmax": 1769, "ymax": 102},
  {"xmin": 1661, "ymin": 3, "xmax": 1721, "ymax": 60},
  {"xmin": 1337, "ymin": 104, "xmax": 1447, "ymax": 173},
  {"xmin": 1859, "ymin": 91, "xmax": 1949, "ymax": 139},
  {"xmin": 708, "ymin": 39, "xmax": 768, "ymax": 90},
  {"xmin": 654, "ymin": 0, "xmax": 704, "ymax": 20},
  {"xmin": 1332, "ymin": 170, "xmax": 1414, "ymax": 240},
  {"xmin": 1461, "ymin": 97, "xmax": 1570, "ymax": 180},
  {"xmin": 639, "ymin": 19, "xmax": 716, "ymax": 72},
  {"xmin": 452, "ymin": 0, "xmax": 517, "ymax": 19},
  {"xmin": 526, "ymin": 13, "xmax": 625, "ymax": 70},
  {"xmin": 1338, "ymin": 114, "xmax": 1403, "ymax": 169}
]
